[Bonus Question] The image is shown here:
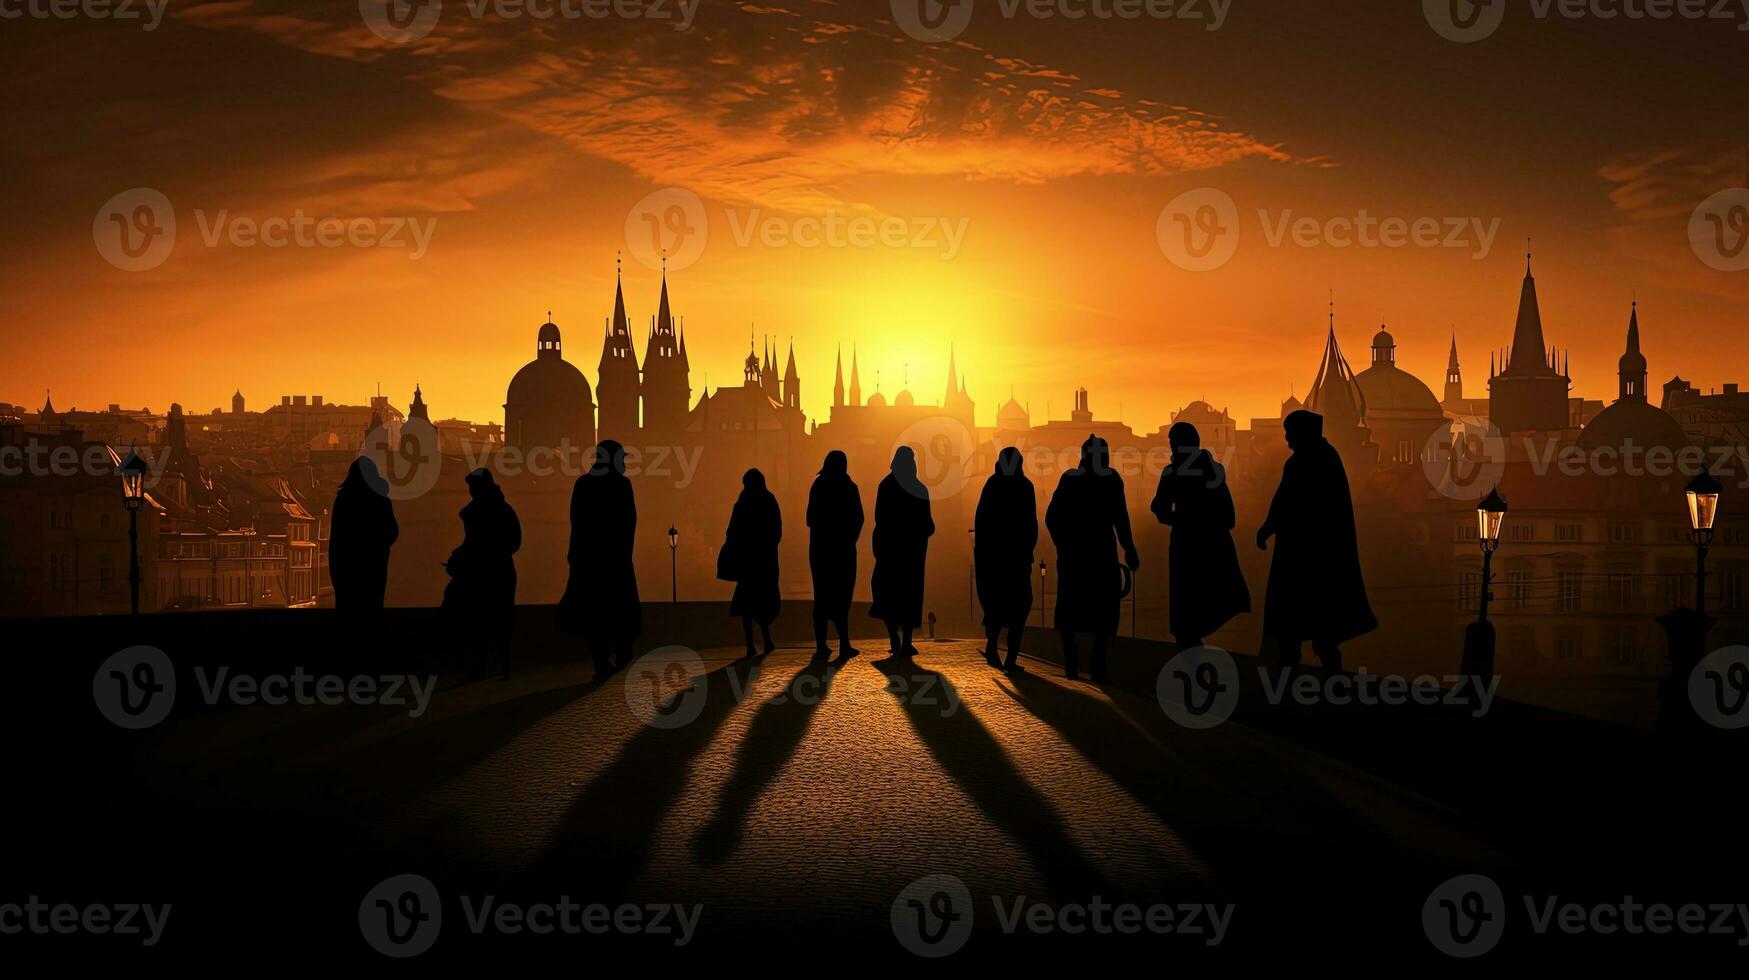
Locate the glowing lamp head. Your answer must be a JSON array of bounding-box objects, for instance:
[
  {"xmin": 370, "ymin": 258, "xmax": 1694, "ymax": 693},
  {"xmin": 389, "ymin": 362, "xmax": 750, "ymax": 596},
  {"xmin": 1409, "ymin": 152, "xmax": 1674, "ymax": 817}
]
[
  {"xmin": 1687, "ymin": 468, "xmax": 1723, "ymax": 534},
  {"xmin": 119, "ymin": 445, "xmax": 149, "ymax": 513},
  {"xmin": 667, "ymin": 525, "xmax": 678, "ymax": 549},
  {"xmin": 1477, "ymin": 486, "xmax": 1508, "ymax": 549}
]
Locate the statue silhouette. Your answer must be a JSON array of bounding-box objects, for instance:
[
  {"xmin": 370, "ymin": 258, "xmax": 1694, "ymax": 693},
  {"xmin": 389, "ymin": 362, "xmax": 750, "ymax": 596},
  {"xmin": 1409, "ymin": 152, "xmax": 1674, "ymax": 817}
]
[
  {"xmin": 806, "ymin": 450, "xmax": 863, "ymax": 663},
  {"xmin": 329, "ymin": 457, "xmax": 397, "ymax": 614},
  {"xmin": 722, "ymin": 468, "xmax": 783, "ymax": 658},
  {"xmin": 1257, "ymin": 410, "xmax": 1377, "ymax": 672},
  {"xmin": 442, "ymin": 468, "xmax": 521, "ymax": 681},
  {"xmin": 974, "ymin": 447, "xmax": 1037, "ymax": 673},
  {"xmin": 870, "ymin": 446, "xmax": 934, "ymax": 657},
  {"xmin": 1045, "ymin": 435, "xmax": 1138, "ymax": 682},
  {"xmin": 1151, "ymin": 422, "xmax": 1250, "ymax": 651},
  {"xmin": 558, "ymin": 441, "xmax": 644, "ymax": 681}
]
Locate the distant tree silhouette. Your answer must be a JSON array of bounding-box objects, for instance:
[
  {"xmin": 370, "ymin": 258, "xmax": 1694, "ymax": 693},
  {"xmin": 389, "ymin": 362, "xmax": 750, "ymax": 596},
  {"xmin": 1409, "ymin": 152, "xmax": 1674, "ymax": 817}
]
[
  {"xmin": 807, "ymin": 450, "xmax": 863, "ymax": 662},
  {"xmin": 559, "ymin": 441, "xmax": 643, "ymax": 681},
  {"xmin": 722, "ymin": 468, "xmax": 783, "ymax": 658},
  {"xmin": 1151, "ymin": 422, "xmax": 1250, "ymax": 651},
  {"xmin": 975, "ymin": 447, "xmax": 1037, "ymax": 672},
  {"xmin": 1256, "ymin": 410, "xmax": 1376, "ymax": 672},
  {"xmin": 330, "ymin": 457, "xmax": 397, "ymax": 615},
  {"xmin": 442, "ymin": 468, "xmax": 521, "ymax": 681},
  {"xmin": 1045, "ymin": 435, "xmax": 1138, "ymax": 682},
  {"xmin": 870, "ymin": 446, "xmax": 934, "ymax": 657}
]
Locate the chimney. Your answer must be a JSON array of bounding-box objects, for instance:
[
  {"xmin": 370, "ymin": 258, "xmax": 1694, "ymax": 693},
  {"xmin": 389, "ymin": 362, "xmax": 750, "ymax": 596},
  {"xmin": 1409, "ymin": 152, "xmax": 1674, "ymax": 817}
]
[
  {"xmin": 281, "ymin": 396, "xmax": 292, "ymax": 407},
  {"xmin": 1726, "ymin": 384, "xmax": 1740, "ymax": 396},
  {"xmin": 313, "ymin": 395, "xmax": 324, "ymax": 407},
  {"xmin": 293, "ymin": 395, "xmax": 307, "ymax": 407}
]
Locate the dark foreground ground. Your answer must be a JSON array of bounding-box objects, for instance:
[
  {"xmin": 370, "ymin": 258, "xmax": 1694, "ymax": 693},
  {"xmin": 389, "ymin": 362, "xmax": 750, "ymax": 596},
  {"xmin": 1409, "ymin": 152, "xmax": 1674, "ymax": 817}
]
[{"xmin": 6, "ymin": 606, "xmax": 1747, "ymax": 966}]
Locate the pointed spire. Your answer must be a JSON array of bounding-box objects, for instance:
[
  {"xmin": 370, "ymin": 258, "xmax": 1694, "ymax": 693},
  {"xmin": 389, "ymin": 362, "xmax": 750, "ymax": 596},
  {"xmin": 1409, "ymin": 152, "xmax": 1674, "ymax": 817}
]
[
  {"xmin": 1502, "ymin": 247, "xmax": 1553, "ymax": 377},
  {"xmin": 1447, "ymin": 333, "xmax": 1460, "ymax": 371},
  {"xmin": 849, "ymin": 344, "xmax": 862, "ymax": 406},
  {"xmin": 946, "ymin": 343, "xmax": 959, "ymax": 402},
  {"xmin": 833, "ymin": 344, "xmax": 845, "ymax": 408},
  {"xmin": 41, "ymin": 389, "xmax": 54, "ymax": 415}
]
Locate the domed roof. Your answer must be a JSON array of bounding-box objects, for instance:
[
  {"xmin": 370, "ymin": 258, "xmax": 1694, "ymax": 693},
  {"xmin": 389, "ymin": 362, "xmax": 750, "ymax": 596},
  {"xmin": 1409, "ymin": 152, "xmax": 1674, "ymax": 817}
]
[
  {"xmin": 507, "ymin": 353, "xmax": 592, "ymax": 408},
  {"xmin": 895, "ymin": 390, "xmax": 915, "ymax": 408},
  {"xmin": 867, "ymin": 392, "xmax": 888, "ymax": 408},
  {"xmin": 1372, "ymin": 327, "xmax": 1395, "ymax": 349},
  {"xmin": 538, "ymin": 321, "xmax": 561, "ymax": 344},
  {"xmin": 1577, "ymin": 398, "xmax": 1690, "ymax": 453},
  {"xmin": 1175, "ymin": 400, "xmax": 1227, "ymax": 422},
  {"xmin": 1355, "ymin": 362, "xmax": 1443, "ymax": 417}
]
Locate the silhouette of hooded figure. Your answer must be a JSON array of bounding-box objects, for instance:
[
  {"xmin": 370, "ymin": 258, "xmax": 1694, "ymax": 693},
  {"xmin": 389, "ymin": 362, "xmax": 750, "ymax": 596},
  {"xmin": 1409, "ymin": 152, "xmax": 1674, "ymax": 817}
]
[
  {"xmin": 870, "ymin": 445, "xmax": 934, "ymax": 656},
  {"xmin": 723, "ymin": 468, "xmax": 783, "ymax": 658},
  {"xmin": 330, "ymin": 457, "xmax": 398, "ymax": 613},
  {"xmin": 1046, "ymin": 435, "xmax": 1139, "ymax": 682},
  {"xmin": 559, "ymin": 440, "xmax": 643, "ymax": 680},
  {"xmin": 444, "ymin": 468, "xmax": 521, "ymax": 680},
  {"xmin": 1257, "ymin": 410, "xmax": 1376, "ymax": 672},
  {"xmin": 1151, "ymin": 423, "xmax": 1251, "ymax": 651},
  {"xmin": 807, "ymin": 450, "xmax": 863, "ymax": 661},
  {"xmin": 974, "ymin": 447, "xmax": 1037, "ymax": 672}
]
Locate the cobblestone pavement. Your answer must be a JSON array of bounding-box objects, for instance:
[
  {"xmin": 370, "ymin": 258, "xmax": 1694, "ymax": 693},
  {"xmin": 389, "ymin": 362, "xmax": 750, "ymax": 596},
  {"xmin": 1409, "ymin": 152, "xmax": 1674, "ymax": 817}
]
[{"xmin": 116, "ymin": 639, "xmax": 1518, "ymax": 957}]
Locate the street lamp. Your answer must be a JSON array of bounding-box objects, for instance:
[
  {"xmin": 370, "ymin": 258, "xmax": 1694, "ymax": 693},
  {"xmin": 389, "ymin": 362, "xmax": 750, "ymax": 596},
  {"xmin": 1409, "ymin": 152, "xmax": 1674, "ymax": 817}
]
[
  {"xmin": 1657, "ymin": 468, "xmax": 1724, "ymax": 734},
  {"xmin": 1459, "ymin": 487, "xmax": 1508, "ymax": 687},
  {"xmin": 119, "ymin": 445, "xmax": 148, "ymax": 615},
  {"xmin": 1687, "ymin": 468, "xmax": 1722, "ymax": 617},
  {"xmin": 668, "ymin": 524, "xmax": 679, "ymax": 603},
  {"xmin": 1037, "ymin": 560, "xmax": 1048, "ymax": 628}
]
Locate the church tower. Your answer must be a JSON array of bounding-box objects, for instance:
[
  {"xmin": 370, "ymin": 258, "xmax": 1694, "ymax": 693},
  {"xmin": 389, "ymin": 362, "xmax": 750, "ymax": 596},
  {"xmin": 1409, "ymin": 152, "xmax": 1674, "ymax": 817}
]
[
  {"xmin": 640, "ymin": 264, "xmax": 691, "ymax": 435},
  {"xmin": 1303, "ymin": 308, "xmax": 1376, "ymax": 463},
  {"xmin": 597, "ymin": 261, "xmax": 642, "ymax": 444},
  {"xmin": 833, "ymin": 346, "xmax": 845, "ymax": 409},
  {"xmin": 1618, "ymin": 301, "xmax": 1647, "ymax": 403},
  {"xmin": 783, "ymin": 341, "xmax": 800, "ymax": 410},
  {"xmin": 848, "ymin": 345, "xmax": 862, "ymax": 406},
  {"xmin": 1444, "ymin": 336, "xmax": 1464, "ymax": 405},
  {"xmin": 1488, "ymin": 250, "xmax": 1572, "ymax": 434}
]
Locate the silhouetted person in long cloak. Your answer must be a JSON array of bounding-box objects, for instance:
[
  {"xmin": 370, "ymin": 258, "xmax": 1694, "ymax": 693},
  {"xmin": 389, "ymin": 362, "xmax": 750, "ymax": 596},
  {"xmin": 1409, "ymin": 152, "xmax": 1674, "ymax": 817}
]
[
  {"xmin": 1151, "ymin": 423, "xmax": 1250, "ymax": 651},
  {"xmin": 723, "ymin": 468, "xmax": 782, "ymax": 659},
  {"xmin": 870, "ymin": 446, "xmax": 934, "ymax": 657},
  {"xmin": 807, "ymin": 450, "xmax": 863, "ymax": 662},
  {"xmin": 1257, "ymin": 410, "xmax": 1376, "ymax": 672},
  {"xmin": 443, "ymin": 468, "xmax": 520, "ymax": 681},
  {"xmin": 974, "ymin": 448, "xmax": 1037, "ymax": 673},
  {"xmin": 559, "ymin": 441, "xmax": 643, "ymax": 681},
  {"xmin": 330, "ymin": 457, "xmax": 398, "ymax": 614},
  {"xmin": 1046, "ymin": 435, "xmax": 1138, "ymax": 682}
]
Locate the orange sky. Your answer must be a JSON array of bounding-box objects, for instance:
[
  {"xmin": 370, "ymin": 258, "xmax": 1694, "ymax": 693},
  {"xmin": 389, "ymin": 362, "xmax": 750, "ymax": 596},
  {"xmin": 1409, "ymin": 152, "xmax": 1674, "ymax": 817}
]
[{"xmin": 4, "ymin": 1, "xmax": 1747, "ymax": 430}]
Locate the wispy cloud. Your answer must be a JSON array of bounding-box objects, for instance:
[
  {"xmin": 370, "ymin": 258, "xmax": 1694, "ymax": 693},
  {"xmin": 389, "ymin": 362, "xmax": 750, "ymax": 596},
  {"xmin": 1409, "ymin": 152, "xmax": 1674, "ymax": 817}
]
[{"xmin": 175, "ymin": 0, "xmax": 1306, "ymax": 213}]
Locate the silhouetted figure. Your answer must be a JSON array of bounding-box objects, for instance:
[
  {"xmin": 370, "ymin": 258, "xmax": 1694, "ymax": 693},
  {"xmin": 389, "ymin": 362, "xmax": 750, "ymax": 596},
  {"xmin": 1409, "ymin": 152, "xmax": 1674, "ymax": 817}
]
[
  {"xmin": 1046, "ymin": 435, "xmax": 1139, "ymax": 682},
  {"xmin": 558, "ymin": 441, "xmax": 643, "ymax": 681},
  {"xmin": 807, "ymin": 450, "xmax": 864, "ymax": 662},
  {"xmin": 1257, "ymin": 411, "xmax": 1377, "ymax": 672},
  {"xmin": 1151, "ymin": 423, "xmax": 1250, "ymax": 651},
  {"xmin": 870, "ymin": 446, "xmax": 934, "ymax": 657},
  {"xmin": 442, "ymin": 468, "xmax": 521, "ymax": 681},
  {"xmin": 975, "ymin": 448, "xmax": 1037, "ymax": 673},
  {"xmin": 723, "ymin": 469, "xmax": 783, "ymax": 658},
  {"xmin": 330, "ymin": 457, "xmax": 398, "ymax": 614}
]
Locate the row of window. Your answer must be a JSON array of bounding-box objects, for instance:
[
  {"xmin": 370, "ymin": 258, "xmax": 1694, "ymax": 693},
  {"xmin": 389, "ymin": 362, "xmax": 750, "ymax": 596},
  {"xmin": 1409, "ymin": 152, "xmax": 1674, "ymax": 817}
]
[
  {"xmin": 1459, "ymin": 570, "xmax": 1746, "ymax": 612},
  {"xmin": 1457, "ymin": 523, "xmax": 1749, "ymax": 545}
]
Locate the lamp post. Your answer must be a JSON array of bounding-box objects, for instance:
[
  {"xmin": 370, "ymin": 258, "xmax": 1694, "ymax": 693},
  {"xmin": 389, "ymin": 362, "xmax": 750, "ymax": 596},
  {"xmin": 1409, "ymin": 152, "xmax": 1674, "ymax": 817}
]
[
  {"xmin": 968, "ymin": 528, "xmax": 976, "ymax": 625},
  {"xmin": 667, "ymin": 525, "xmax": 679, "ymax": 603},
  {"xmin": 1658, "ymin": 467, "xmax": 1723, "ymax": 734},
  {"xmin": 1459, "ymin": 487, "xmax": 1508, "ymax": 687},
  {"xmin": 1038, "ymin": 560, "xmax": 1048, "ymax": 628},
  {"xmin": 119, "ymin": 445, "xmax": 148, "ymax": 616},
  {"xmin": 1687, "ymin": 468, "xmax": 1722, "ymax": 617}
]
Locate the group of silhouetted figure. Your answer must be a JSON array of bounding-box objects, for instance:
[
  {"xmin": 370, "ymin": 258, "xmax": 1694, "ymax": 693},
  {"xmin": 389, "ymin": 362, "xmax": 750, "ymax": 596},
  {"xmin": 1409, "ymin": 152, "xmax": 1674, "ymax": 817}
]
[{"xmin": 328, "ymin": 409, "xmax": 1375, "ymax": 683}]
